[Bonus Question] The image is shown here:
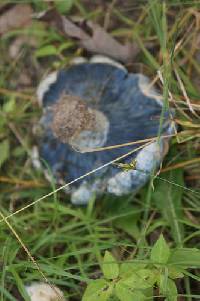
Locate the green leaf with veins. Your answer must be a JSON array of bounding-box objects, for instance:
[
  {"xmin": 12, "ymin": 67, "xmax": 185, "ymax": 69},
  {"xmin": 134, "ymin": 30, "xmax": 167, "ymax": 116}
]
[
  {"xmin": 168, "ymin": 267, "xmax": 184, "ymax": 279},
  {"xmin": 102, "ymin": 251, "xmax": 119, "ymax": 280},
  {"xmin": 55, "ymin": 0, "xmax": 74, "ymax": 13},
  {"xmin": 120, "ymin": 262, "xmax": 147, "ymax": 278},
  {"xmin": 120, "ymin": 269, "xmax": 155, "ymax": 289},
  {"xmin": 159, "ymin": 276, "xmax": 178, "ymax": 301},
  {"xmin": 82, "ymin": 279, "xmax": 113, "ymax": 301},
  {"xmin": 151, "ymin": 234, "xmax": 170, "ymax": 265},
  {"xmin": 115, "ymin": 282, "xmax": 146, "ymax": 301}
]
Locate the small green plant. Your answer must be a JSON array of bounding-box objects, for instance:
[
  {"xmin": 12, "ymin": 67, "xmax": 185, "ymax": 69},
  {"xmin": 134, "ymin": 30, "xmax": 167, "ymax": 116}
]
[
  {"xmin": 82, "ymin": 234, "xmax": 200, "ymax": 301},
  {"xmin": 113, "ymin": 159, "xmax": 137, "ymax": 172}
]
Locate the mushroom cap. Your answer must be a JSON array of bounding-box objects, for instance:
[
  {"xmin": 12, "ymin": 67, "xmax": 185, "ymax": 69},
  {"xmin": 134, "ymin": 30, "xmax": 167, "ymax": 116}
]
[
  {"xmin": 35, "ymin": 58, "xmax": 174, "ymax": 204},
  {"xmin": 51, "ymin": 94, "xmax": 96, "ymax": 144}
]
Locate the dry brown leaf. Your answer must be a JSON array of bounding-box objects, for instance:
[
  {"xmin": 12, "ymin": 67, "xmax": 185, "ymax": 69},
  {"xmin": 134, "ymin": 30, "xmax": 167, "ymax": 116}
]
[
  {"xmin": 0, "ymin": 4, "xmax": 32, "ymax": 35},
  {"xmin": 9, "ymin": 36, "xmax": 37, "ymax": 59},
  {"xmin": 39, "ymin": 9, "xmax": 140, "ymax": 63}
]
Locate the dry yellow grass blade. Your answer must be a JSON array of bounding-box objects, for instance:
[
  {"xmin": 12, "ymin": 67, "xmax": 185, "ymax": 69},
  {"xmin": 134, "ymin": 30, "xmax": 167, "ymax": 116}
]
[
  {"xmin": 0, "ymin": 176, "xmax": 45, "ymax": 188},
  {"xmin": 161, "ymin": 157, "xmax": 200, "ymax": 173},
  {"xmin": 0, "ymin": 88, "xmax": 34, "ymax": 101},
  {"xmin": 78, "ymin": 133, "xmax": 176, "ymax": 153},
  {"xmin": 174, "ymin": 68, "xmax": 200, "ymax": 118}
]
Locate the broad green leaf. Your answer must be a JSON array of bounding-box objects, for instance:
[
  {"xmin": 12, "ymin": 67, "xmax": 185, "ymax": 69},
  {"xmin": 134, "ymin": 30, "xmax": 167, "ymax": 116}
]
[
  {"xmin": 166, "ymin": 278, "xmax": 178, "ymax": 301},
  {"xmin": 120, "ymin": 269, "xmax": 155, "ymax": 289},
  {"xmin": 0, "ymin": 139, "xmax": 10, "ymax": 167},
  {"xmin": 151, "ymin": 170, "xmax": 184, "ymax": 245},
  {"xmin": 55, "ymin": 0, "xmax": 73, "ymax": 13},
  {"xmin": 3, "ymin": 98, "xmax": 16, "ymax": 113},
  {"xmin": 143, "ymin": 287, "xmax": 153, "ymax": 301},
  {"xmin": 159, "ymin": 276, "xmax": 177, "ymax": 301},
  {"xmin": 35, "ymin": 45, "xmax": 58, "ymax": 57},
  {"xmin": 151, "ymin": 234, "xmax": 170, "ymax": 264},
  {"xmin": 102, "ymin": 251, "xmax": 119, "ymax": 279},
  {"xmin": 120, "ymin": 262, "xmax": 147, "ymax": 278},
  {"xmin": 12, "ymin": 146, "xmax": 26, "ymax": 158},
  {"xmin": 168, "ymin": 248, "xmax": 200, "ymax": 268},
  {"xmin": 168, "ymin": 267, "xmax": 184, "ymax": 279},
  {"xmin": 32, "ymin": 0, "xmax": 48, "ymax": 11},
  {"xmin": 82, "ymin": 279, "xmax": 112, "ymax": 301},
  {"xmin": 58, "ymin": 42, "xmax": 73, "ymax": 53},
  {"xmin": 115, "ymin": 282, "xmax": 146, "ymax": 301}
]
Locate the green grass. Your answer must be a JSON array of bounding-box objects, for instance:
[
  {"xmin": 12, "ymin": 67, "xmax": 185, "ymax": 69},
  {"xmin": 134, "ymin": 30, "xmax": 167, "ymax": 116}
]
[{"xmin": 0, "ymin": 0, "xmax": 200, "ymax": 300}]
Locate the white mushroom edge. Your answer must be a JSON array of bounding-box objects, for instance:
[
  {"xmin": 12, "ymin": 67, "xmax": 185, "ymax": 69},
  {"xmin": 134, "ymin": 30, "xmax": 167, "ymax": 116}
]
[{"xmin": 25, "ymin": 282, "xmax": 65, "ymax": 301}]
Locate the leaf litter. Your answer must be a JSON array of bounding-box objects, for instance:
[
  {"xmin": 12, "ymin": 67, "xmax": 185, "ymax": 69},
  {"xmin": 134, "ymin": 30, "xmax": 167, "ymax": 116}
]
[
  {"xmin": 0, "ymin": 4, "xmax": 32, "ymax": 35},
  {"xmin": 38, "ymin": 8, "xmax": 140, "ymax": 63}
]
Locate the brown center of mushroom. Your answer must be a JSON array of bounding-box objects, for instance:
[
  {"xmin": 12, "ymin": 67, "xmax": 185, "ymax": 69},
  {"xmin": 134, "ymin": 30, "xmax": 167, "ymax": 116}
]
[{"xmin": 51, "ymin": 94, "xmax": 95, "ymax": 144}]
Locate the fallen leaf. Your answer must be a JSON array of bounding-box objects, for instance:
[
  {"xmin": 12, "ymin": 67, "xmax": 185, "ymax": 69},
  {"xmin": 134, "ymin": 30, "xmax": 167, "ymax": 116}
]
[
  {"xmin": 38, "ymin": 8, "xmax": 140, "ymax": 63},
  {"xmin": 0, "ymin": 4, "xmax": 32, "ymax": 35},
  {"xmin": 0, "ymin": 3, "xmax": 13, "ymax": 15},
  {"xmin": 18, "ymin": 72, "xmax": 32, "ymax": 87},
  {"xmin": 9, "ymin": 36, "xmax": 37, "ymax": 59}
]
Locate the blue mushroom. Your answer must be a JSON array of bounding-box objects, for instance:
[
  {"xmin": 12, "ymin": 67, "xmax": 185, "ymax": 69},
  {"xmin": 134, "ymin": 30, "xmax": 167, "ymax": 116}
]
[{"xmin": 35, "ymin": 56, "xmax": 174, "ymax": 205}]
